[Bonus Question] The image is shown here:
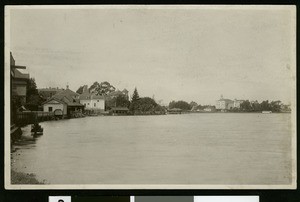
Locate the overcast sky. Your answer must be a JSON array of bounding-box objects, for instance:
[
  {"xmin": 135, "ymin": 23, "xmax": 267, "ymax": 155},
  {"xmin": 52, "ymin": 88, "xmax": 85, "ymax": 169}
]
[{"xmin": 8, "ymin": 6, "xmax": 295, "ymax": 105}]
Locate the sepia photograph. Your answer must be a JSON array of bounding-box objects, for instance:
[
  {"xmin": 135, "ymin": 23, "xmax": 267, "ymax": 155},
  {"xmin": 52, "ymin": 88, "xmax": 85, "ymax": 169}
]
[{"xmin": 5, "ymin": 5, "xmax": 296, "ymax": 189}]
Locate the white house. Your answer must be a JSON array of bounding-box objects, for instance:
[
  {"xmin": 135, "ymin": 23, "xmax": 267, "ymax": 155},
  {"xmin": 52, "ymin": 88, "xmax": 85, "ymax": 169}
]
[
  {"xmin": 43, "ymin": 97, "xmax": 67, "ymax": 115},
  {"xmin": 215, "ymin": 95, "xmax": 234, "ymax": 110},
  {"xmin": 79, "ymin": 86, "xmax": 105, "ymax": 112}
]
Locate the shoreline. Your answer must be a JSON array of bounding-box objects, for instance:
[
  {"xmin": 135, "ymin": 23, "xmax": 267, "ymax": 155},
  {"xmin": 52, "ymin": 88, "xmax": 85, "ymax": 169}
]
[
  {"xmin": 11, "ymin": 170, "xmax": 45, "ymax": 184},
  {"xmin": 11, "ymin": 142, "xmax": 46, "ymax": 185}
]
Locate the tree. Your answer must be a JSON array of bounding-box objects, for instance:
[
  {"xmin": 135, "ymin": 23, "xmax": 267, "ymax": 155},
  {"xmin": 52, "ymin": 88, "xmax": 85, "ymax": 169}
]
[
  {"xmin": 131, "ymin": 87, "xmax": 139, "ymax": 102},
  {"xmin": 129, "ymin": 88, "xmax": 140, "ymax": 112},
  {"xmin": 190, "ymin": 101, "xmax": 198, "ymax": 108},
  {"xmin": 252, "ymin": 100, "xmax": 261, "ymax": 112},
  {"xmin": 260, "ymin": 100, "xmax": 270, "ymax": 111},
  {"xmin": 240, "ymin": 100, "xmax": 252, "ymax": 112},
  {"xmin": 76, "ymin": 86, "xmax": 85, "ymax": 94},
  {"xmin": 26, "ymin": 78, "xmax": 38, "ymax": 99},
  {"xmin": 270, "ymin": 100, "xmax": 281, "ymax": 112},
  {"xmin": 169, "ymin": 100, "xmax": 192, "ymax": 110},
  {"xmin": 89, "ymin": 81, "xmax": 116, "ymax": 96},
  {"xmin": 136, "ymin": 97, "xmax": 157, "ymax": 112},
  {"xmin": 116, "ymin": 94, "xmax": 130, "ymax": 108},
  {"xmin": 26, "ymin": 78, "xmax": 43, "ymax": 111}
]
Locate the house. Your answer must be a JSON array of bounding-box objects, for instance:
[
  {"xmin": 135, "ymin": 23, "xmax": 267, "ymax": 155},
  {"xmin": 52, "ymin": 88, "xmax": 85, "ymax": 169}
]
[
  {"xmin": 79, "ymin": 85, "xmax": 105, "ymax": 112},
  {"xmin": 10, "ymin": 52, "xmax": 30, "ymax": 105},
  {"xmin": 42, "ymin": 86, "xmax": 84, "ymax": 117},
  {"xmin": 215, "ymin": 95, "xmax": 234, "ymax": 110},
  {"xmin": 110, "ymin": 107, "xmax": 129, "ymax": 115},
  {"xmin": 233, "ymin": 99, "xmax": 244, "ymax": 108},
  {"xmin": 203, "ymin": 106, "xmax": 216, "ymax": 112},
  {"xmin": 43, "ymin": 97, "xmax": 67, "ymax": 115}
]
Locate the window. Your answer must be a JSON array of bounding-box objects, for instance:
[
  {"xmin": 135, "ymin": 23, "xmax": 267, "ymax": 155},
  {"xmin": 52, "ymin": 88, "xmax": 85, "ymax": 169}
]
[
  {"xmin": 94, "ymin": 103, "xmax": 96, "ymax": 107},
  {"xmin": 88, "ymin": 103, "xmax": 89, "ymax": 105},
  {"xmin": 49, "ymin": 107, "xmax": 53, "ymax": 112},
  {"xmin": 97, "ymin": 100, "xmax": 99, "ymax": 102}
]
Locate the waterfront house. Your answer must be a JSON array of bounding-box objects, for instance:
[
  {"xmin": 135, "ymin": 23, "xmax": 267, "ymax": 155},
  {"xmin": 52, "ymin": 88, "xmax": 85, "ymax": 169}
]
[
  {"xmin": 215, "ymin": 95, "xmax": 234, "ymax": 110},
  {"xmin": 42, "ymin": 86, "xmax": 84, "ymax": 117},
  {"xmin": 110, "ymin": 107, "xmax": 129, "ymax": 115},
  {"xmin": 42, "ymin": 97, "xmax": 67, "ymax": 115},
  {"xmin": 79, "ymin": 85, "xmax": 105, "ymax": 113},
  {"xmin": 10, "ymin": 52, "xmax": 29, "ymax": 105}
]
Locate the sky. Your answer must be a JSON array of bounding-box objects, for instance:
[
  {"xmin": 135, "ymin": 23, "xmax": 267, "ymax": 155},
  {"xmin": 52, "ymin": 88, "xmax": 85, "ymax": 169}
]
[{"xmin": 8, "ymin": 6, "xmax": 295, "ymax": 105}]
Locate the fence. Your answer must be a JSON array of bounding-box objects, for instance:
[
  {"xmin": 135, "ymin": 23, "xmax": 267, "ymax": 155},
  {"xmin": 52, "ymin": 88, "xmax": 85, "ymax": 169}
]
[{"xmin": 16, "ymin": 111, "xmax": 55, "ymax": 125}]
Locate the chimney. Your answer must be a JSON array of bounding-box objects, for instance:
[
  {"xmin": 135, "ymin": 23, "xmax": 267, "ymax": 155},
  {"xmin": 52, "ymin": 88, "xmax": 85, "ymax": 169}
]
[{"xmin": 66, "ymin": 84, "xmax": 69, "ymax": 89}]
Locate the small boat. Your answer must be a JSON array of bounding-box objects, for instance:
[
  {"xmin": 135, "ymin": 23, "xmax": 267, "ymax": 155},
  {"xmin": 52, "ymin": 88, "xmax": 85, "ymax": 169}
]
[
  {"xmin": 262, "ymin": 111, "xmax": 272, "ymax": 114},
  {"xmin": 31, "ymin": 123, "xmax": 43, "ymax": 135}
]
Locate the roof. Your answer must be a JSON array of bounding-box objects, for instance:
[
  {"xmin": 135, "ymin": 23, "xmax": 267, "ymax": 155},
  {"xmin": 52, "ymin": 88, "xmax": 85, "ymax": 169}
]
[
  {"xmin": 38, "ymin": 88, "xmax": 63, "ymax": 99},
  {"xmin": 53, "ymin": 89, "xmax": 79, "ymax": 100},
  {"xmin": 79, "ymin": 93, "xmax": 105, "ymax": 100},
  {"xmin": 42, "ymin": 97, "xmax": 67, "ymax": 105},
  {"xmin": 38, "ymin": 88, "xmax": 63, "ymax": 92},
  {"xmin": 13, "ymin": 69, "xmax": 29, "ymax": 80},
  {"xmin": 51, "ymin": 89, "xmax": 83, "ymax": 107}
]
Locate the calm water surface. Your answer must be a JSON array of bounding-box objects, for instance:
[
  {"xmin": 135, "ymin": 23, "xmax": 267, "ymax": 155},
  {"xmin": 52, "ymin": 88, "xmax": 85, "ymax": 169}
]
[{"xmin": 12, "ymin": 113, "xmax": 292, "ymax": 185}]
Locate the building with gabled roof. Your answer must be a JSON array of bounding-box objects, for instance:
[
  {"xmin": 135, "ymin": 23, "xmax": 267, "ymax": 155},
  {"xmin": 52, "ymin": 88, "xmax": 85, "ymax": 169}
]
[
  {"xmin": 215, "ymin": 95, "xmax": 234, "ymax": 110},
  {"xmin": 10, "ymin": 52, "xmax": 30, "ymax": 104},
  {"xmin": 79, "ymin": 85, "xmax": 105, "ymax": 112},
  {"xmin": 42, "ymin": 86, "xmax": 84, "ymax": 116}
]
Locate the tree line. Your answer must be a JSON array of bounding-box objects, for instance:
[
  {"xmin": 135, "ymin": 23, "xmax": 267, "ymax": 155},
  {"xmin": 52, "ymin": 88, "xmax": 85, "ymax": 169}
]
[{"xmin": 234, "ymin": 100, "xmax": 287, "ymax": 112}]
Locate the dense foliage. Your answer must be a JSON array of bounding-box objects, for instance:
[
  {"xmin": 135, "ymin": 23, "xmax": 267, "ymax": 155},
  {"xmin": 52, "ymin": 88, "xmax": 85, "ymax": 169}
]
[
  {"xmin": 169, "ymin": 100, "xmax": 192, "ymax": 110},
  {"xmin": 129, "ymin": 87, "xmax": 140, "ymax": 112},
  {"xmin": 115, "ymin": 94, "xmax": 131, "ymax": 108},
  {"xmin": 89, "ymin": 81, "xmax": 116, "ymax": 95},
  {"xmin": 129, "ymin": 88, "xmax": 165, "ymax": 114},
  {"xmin": 238, "ymin": 100, "xmax": 282, "ymax": 112},
  {"xmin": 25, "ymin": 78, "xmax": 43, "ymax": 111},
  {"xmin": 76, "ymin": 85, "xmax": 84, "ymax": 94}
]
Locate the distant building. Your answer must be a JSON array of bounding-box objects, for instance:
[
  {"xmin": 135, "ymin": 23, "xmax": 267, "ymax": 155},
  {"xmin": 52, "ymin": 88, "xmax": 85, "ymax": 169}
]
[
  {"xmin": 233, "ymin": 99, "xmax": 244, "ymax": 108},
  {"xmin": 110, "ymin": 107, "xmax": 129, "ymax": 115},
  {"xmin": 42, "ymin": 86, "xmax": 83, "ymax": 116},
  {"xmin": 10, "ymin": 52, "xmax": 30, "ymax": 104},
  {"xmin": 79, "ymin": 85, "xmax": 105, "ymax": 112},
  {"xmin": 203, "ymin": 106, "xmax": 216, "ymax": 112},
  {"xmin": 215, "ymin": 95, "xmax": 234, "ymax": 110}
]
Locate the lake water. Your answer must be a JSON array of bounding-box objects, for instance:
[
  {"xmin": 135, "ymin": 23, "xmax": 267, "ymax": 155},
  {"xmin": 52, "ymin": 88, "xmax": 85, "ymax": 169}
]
[{"xmin": 11, "ymin": 113, "xmax": 293, "ymax": 185}]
